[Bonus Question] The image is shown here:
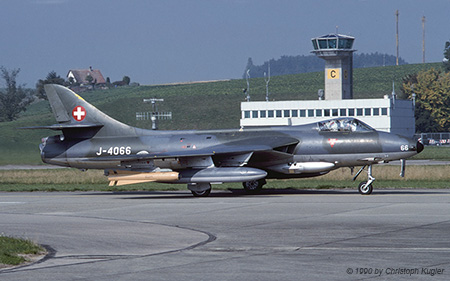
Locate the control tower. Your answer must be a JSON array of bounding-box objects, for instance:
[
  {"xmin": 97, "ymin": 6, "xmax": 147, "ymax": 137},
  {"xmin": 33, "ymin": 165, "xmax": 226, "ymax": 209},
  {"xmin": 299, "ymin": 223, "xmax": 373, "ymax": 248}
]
[{"xmin": 311, "ymin": 34, "xmax": 355, "ymax": 100}]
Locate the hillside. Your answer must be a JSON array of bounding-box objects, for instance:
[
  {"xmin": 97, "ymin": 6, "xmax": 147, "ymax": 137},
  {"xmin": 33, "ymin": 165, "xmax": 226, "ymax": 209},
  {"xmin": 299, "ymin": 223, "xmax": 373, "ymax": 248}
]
[
  {"xmin": 244, "ymin": 53, "xmax": 408, "ymax": 78},
  {"xmin": 0, "ymin": 62, "xmax": 442, "ymax": 165}
]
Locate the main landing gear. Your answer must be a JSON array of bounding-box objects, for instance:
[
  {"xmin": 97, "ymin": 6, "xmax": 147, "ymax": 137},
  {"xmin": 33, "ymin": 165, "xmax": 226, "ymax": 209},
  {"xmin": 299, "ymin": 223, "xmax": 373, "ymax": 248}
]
[
  {"xmin": 242, "ymin": 179, "xmax": 266, "ymax": 193},
  {"xmin": 188, "ymin": 183, "xmax": 212, "ymax": 197},
  {"xmin": 353, "ymin": 165, "xmax": 375, "ymax": 195}
]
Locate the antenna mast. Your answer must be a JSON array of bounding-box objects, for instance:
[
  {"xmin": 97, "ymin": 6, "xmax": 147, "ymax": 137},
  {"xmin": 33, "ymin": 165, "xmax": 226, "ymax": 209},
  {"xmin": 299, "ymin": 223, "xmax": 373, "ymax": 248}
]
[
  {"xmin": 244, "ymin": 69, "xmax": 250, "ymax": 102},
  {"xmin": 264, "ymin": 63, "xmax": 270, "ymax": 101},
  {"xmin": 396, "ymin": 10, "xmax": 399, "ymax": 66},
  {"xmin": 137, "ymin": 98, "xmax": 172, "ymax": 130},
  {"xmin": 422, "ymin": 15, "xmax": 426, "ymax": 63}
]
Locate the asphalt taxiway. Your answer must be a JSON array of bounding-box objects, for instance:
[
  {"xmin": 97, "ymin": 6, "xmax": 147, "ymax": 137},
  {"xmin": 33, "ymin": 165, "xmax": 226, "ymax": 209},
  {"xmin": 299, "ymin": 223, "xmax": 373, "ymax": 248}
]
[{"xmin": 1, "ymin": 189, "xmax": 449, "ymax": 280}]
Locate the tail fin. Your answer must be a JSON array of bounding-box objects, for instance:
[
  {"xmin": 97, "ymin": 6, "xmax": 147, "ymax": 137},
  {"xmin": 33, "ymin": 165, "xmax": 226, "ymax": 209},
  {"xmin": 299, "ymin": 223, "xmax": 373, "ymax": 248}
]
[{"xmin": 43, "ymin": 84, "xmax": 136, "ymax": 137}]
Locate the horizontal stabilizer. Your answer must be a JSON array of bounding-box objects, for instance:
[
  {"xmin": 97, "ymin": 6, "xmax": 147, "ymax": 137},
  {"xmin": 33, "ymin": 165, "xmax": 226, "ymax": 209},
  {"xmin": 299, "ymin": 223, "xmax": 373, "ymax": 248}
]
[{"xmin": 19, "ymin": 123, "xmax": 104, "ymax": 130}]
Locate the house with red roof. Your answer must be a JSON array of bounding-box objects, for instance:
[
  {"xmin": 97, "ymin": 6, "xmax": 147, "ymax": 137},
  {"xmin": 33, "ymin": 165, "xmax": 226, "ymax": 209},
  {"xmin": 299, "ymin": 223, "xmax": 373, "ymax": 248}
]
[{"xmin": 67, "ymin": 67, "xmax": 107, "ymax": 91}]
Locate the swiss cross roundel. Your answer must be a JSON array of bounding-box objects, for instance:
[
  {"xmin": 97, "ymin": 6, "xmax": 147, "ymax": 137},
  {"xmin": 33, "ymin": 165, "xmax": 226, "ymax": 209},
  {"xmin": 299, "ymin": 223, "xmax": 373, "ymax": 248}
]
[{"xmin": 72, "ymin": 106, "xmax": 86, "ymax": 121}]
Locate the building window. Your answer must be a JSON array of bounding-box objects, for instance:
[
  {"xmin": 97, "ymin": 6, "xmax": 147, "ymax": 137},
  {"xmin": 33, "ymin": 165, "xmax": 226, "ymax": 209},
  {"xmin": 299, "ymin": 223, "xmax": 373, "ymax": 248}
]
[
  {"xmin": 244, "ymin": 111, "xmax": 250, "ymax": 118},
  {"xmin": 365, "ymin": 108, "xmax": 371, "ymax": 116},
  {"xmin": 308, "ymin": 109, "xmax": 314, "ymax": 117},
  {"xmin": 291, "ymin": 110, "xmax": 298, "ymax": 117},
  {"xmin": 284, "ymin": 110, "xmax": 290, "ymax": 118},
  {"xmin": 340, "ymin": 109, "xmax": 347, "ymax": 116},
  {"xmin": 332, "ymin": 109, "xmax": 339, "ymax": 117},
  {"xmin": 327, "ymin": 39, "xmax": 337, "ymax": 48},
  {"xmin": 268, "ymin": 110, "xmax": 274, "ymax": 118},
  {"xmin": 260, "ymin": 110, "xmax": 266, "ymax": 118},
  {"xmin": 381, "ymin": 108, "xmax": 388, "ymax": 115},
  {"xmin": 373, "ymin": 108, "xmax": 380, "ymax": 116},
  {"xmin": 324, "ymin": 109, "xmax": 330, "ymax": 117},
  {"xmin": 348, "ymin": 108, "xmax": 355, "ymax": 116},
  {"xmin": 316, "ymin": 109, "xmax": 322, "ymax": 117},
  {"xmin": 252, "ymin": 111, "xmax": 258, "ymax": 118},
  {"xmin": 318, "ymin": 39, "xmax": 327, "ymax": 49},
  {"xmin": 356, "ymin": 108, "xmax": 363, "ymax": 116},
  {"xmin": 300, "ymin": 109, "xmax": 306, "ymax": 117},
  {"xmin": 276, "ymin": 110, "xmax": 282, "ymax": 118}
]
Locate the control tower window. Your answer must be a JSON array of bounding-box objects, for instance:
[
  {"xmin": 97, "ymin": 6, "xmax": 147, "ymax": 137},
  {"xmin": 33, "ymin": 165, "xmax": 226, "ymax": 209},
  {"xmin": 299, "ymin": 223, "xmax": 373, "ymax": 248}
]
[
  {"xmin": 318, "ymin": 39, "xmax": 327, "ymax": 49},
  {"xmin": 312, "ymin": 40, "xmax": 319, "ymax": 50},
  {"xmin": 328, "ymin": 39, "xmax": 337, "ymax": 49}
]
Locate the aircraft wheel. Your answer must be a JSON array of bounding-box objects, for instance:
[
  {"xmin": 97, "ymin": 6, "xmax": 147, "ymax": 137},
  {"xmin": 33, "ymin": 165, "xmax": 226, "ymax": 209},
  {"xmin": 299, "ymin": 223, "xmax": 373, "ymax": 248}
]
[
  {"xmin": 243, "ymin": 179, "xmax": 266, "ymax": 193},
  {"xmin": 358, "ymin": 181, "xmax": 373, "ymax": 195},
  {"xmin": 191, "ymin": 188, "xmax": 211, "ymax": 197}
]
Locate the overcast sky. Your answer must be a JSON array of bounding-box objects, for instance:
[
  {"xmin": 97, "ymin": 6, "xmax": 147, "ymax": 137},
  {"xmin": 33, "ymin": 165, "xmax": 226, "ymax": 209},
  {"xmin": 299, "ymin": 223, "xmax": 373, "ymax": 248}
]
[{"xmin": 1, "ymin": 0, "xmax": 449, "ymax": 87}]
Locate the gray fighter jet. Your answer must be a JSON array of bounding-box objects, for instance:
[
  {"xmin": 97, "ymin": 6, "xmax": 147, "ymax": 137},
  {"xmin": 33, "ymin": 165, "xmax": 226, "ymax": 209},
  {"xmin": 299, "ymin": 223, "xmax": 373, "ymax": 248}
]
[{"xmin": 24, "ymin": 84, "xmax": 423, "ymax": 196}]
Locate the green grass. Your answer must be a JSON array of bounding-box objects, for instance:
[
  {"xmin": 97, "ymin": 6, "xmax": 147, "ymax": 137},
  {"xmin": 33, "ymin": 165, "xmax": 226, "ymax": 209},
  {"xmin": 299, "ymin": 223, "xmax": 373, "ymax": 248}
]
[
  {"xmin": 0, "ymin": 62, "xmax": 445, "ymax": 165},
  {"xmin": 0, "ymin": 236, "xmax": 45, "ymax": 266},
  {"xmin": 411, "ymin": 146, "xmax": 450, "ymax": 160},
  {"xmin": 1, "ymin": 165, "xmax": 449, "ymax": 192}
]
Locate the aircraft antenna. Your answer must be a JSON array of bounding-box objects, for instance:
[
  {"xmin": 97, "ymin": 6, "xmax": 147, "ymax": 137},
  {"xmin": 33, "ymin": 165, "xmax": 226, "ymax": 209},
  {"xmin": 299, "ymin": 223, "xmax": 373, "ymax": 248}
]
[{"xmin": 264, "ymin": 63, "xmax": 271, "ymax": 101}]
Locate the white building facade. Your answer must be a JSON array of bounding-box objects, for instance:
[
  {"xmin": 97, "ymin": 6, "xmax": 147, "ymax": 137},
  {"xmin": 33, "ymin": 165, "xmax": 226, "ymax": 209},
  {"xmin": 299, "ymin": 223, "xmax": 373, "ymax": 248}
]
[{"xmin": 240, "ymin": 97, "xmax": 415, "ymax": 137}]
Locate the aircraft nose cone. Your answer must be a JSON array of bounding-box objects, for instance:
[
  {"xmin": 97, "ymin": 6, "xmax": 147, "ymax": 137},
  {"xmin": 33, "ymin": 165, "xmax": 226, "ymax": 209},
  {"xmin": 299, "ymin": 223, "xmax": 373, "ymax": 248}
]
[{"xmin": 417, "ymin": 141, "xmax": 424, "ymax": 153}]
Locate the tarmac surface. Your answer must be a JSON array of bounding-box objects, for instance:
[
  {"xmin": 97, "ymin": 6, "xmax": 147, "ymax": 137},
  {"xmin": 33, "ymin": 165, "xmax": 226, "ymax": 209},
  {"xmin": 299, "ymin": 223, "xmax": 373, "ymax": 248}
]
[{"xmin": 1, "ymin": 189, "xmax": 450, "ymax": 280}]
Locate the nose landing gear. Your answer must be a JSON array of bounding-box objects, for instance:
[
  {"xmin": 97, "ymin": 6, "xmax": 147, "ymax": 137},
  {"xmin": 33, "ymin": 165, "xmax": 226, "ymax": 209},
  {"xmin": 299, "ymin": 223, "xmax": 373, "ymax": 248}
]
[{"xmin": 353, "ymin": 165, "xmax": 375, "ymax": 195}]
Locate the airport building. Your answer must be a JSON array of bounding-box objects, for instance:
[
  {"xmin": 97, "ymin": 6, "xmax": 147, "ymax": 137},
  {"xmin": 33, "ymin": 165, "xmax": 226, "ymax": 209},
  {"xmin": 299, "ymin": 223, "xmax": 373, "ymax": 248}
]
[{"xmin": 240, "ymin": 33, "xmax": 415, "ymax": 137}]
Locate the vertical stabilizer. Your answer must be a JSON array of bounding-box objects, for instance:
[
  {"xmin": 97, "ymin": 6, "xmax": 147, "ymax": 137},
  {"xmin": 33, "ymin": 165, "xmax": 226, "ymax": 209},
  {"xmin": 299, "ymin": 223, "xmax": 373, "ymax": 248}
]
[{"xmin": 44, "ymin": 84, "xmax": 137, "ymax": 137}]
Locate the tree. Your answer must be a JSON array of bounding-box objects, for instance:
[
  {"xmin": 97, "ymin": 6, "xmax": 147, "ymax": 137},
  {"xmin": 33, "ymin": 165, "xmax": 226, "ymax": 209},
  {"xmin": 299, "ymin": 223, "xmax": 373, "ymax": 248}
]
[
  {"xmin": 36, "ymin": 71, "xmax": 66, "ymax": 100},
  {"xmin": 122, "ymin": 76, "xmax": 130, "ymax": 85},
  {"xmin": 444, "ymin": 40, "xmax": 450, "ymax": 72},
  {"xmin": 0, "ymin": 67, "xmax": 33, "ymax": 122},
  {"xmin": 402, "ymin": 68, "xmax": 450, "ymax": 132}
]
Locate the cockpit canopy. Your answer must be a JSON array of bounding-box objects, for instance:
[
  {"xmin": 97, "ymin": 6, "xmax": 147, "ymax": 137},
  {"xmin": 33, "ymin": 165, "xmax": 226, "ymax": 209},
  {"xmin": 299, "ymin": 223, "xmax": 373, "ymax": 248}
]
[{"xmin": 317, "ymin": 118, "xmax": 374, "ymax": 132}]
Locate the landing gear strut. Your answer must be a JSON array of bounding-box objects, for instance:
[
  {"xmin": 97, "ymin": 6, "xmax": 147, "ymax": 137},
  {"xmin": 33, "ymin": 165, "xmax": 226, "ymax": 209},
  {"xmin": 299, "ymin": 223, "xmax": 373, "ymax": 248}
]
[{"xmin": 353, "ymin": 165, "xmax": 375, "ymax": 195}]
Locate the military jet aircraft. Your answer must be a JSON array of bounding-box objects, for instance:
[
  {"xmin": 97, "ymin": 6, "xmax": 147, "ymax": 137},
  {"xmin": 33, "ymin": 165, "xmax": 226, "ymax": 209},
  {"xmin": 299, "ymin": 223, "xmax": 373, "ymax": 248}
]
[{"xmin": 24, "ymin": 84, "xmax": 423, "ymax": 196}]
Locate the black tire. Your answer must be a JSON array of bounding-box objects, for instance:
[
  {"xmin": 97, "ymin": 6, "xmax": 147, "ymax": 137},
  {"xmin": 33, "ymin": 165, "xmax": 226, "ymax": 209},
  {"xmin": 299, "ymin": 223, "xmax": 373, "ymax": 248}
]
[
  {"xmin": 191, "ymin": 188, "xmax": 211, "ymax": 197},
  {"xmin": 358, "ymin": 181, "xmax": 373, "ymax": 195},
  {"xmin": 242, "ymin": 179, "xmax": 266, "ymax": 193}
]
